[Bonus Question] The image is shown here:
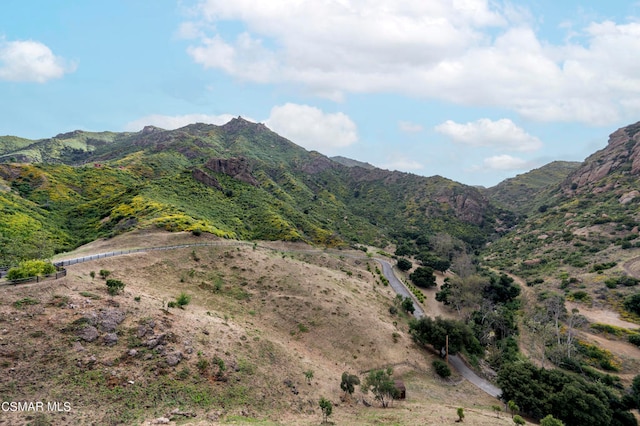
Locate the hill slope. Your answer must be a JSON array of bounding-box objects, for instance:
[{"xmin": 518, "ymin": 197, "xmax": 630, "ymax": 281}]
[
  {"xmin": 0, "ymin": 118, "xmax": 509, "ymax": 267},
  {"xmin": 0, "ymin": 230, "xmax": 502, "ymax": 425}
]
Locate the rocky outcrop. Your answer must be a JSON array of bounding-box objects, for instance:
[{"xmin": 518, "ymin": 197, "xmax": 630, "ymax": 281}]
[
  {"xmin": 192, "ymin": 169, "xmax": 222, "ymax": 190},
  {"xmin": 564, "ymin": 121, "xmax": 640, "ymax": 192},
  {"xmin": 204, "ymin": 157, "xmax": 259, "ymax": 187}
]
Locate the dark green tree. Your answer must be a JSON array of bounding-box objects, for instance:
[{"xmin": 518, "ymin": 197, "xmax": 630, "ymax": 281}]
[
  {"xmin": 340, "ymin": 372, "xmax": 360, "ymax": 395},
  {"xmin": 396, "ymin": 258, "xmax": 412, "ymax": 271},
  {"xmin": 409, "ymin": 316, "xmax": 482, "ymax": 356},
  {"xmin": 401, "ymin": 296, "xmax": 415, "ymax": 314},
  {"xmin": 410, "ymin": 266, "xmax": 436, "ymax": 288}
]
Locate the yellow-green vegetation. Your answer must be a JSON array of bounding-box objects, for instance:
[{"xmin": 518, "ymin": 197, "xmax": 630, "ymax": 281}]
[{"xmin": 6, "ymin": 259, "xmax": 55, "ymax": 280}]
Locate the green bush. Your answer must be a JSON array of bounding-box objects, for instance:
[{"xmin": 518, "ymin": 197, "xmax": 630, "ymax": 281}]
[
  {"xmin": 176, "ymin": 292, "xmax": 191, "ymax": 308},
  {"xmin": 106, "ymin": 279, "xmax": 125, "ymax": 295},
  {"xmin": 7, "ymin": 259, "xmax": 55, "ymax": 280},
  {"xmin": 432, "ymin": 359, "xmax": 451, "ymax": 378}
]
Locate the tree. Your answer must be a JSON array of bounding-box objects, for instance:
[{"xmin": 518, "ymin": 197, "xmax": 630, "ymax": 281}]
[
  {"xmin": 319, "ymin": 397, "xmax": 332, "ymax": 424},
  {"xmin": 401, "ymin": 296, "xmax": 415, "ymax": 314},
  {"xmin": 362, "ymin": 368, "xmax": 398, "ymax": 408},
  {"xmin": 457, "ymin": 407, "xmax": 465, "ymax": 422},
  {"xmin": 508, "ymin": 400, "xmax": 519, "ymax": 418},
  {"xmin": 540, "ymin": 414, "xmax": 565, "ymax": 426},
  {"xmin": 304, "ymin": 369, "xmax": 314, "ymax": 385},
  {"xmin": 435, "ymin": 275, "xmax": 484, "ymax": 319},
  {"xmin": 340, "ymin": 372, "xmax": 360, "ymax": 395},
  {"xmin": 409, "ymin": 316, "xmax": 483, "ymax": 356},
  {"xmin": 410, "ymin": 266, "xmax": 436, "ymax": 288},
  {"xmin": 513, "ymin": 414, "xmax": 525, "ymax": 425},
  {"xmin": 484, "ymin": 273, "xmax": 520, "ymax": 305},
  {"xmin": 396, "ymin": 258, "xmax": 412, "ymax": 271}
]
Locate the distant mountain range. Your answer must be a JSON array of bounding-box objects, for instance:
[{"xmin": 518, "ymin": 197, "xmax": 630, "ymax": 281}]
[{"xmin": 2, "ymin": 117, "xmax": 640, "ymax": 279}]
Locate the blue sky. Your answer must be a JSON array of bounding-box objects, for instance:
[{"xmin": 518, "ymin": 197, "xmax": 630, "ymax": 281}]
[{"xmin": 2, "ymin": 1, "xmax": 640, "ymax": 187}]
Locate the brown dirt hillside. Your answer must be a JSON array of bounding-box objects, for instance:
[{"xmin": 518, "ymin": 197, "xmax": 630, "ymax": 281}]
[{"xmin": 0, "ymin": 230, "xmax": 512, "ymax": 425}]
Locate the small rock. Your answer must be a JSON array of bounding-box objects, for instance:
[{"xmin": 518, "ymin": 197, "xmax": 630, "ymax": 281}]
[
  {"xmin": 153, "ymin": 417, "xmax": 170, "ymax": 424},
  {"xmin": 103, "ymin": 333, "xmax": 118, "ymax": 346},
  {"xmin": 128, "ymin": 349, "xmax": 138, "ymax": 357},
  {"xmin": 165, "ymin": 351, "xmax": 183, "ymax": 366},
  {"xmin": 79, "ymin": 325, "xmax": 99, "ymax": 342}
]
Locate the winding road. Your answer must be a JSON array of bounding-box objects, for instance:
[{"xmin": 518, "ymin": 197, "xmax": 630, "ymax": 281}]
[
  {"xmin": 375, "ymin": 258, "xmax": 502, "ymax": 398},
  {"xmin": 12, "ymin": 239, "xmax": 502, "ymax": 399}
]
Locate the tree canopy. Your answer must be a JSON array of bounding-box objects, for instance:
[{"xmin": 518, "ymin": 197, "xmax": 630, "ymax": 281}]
[{"xmin": 410, "ymin": 266, "xmax": 436, "ymax": 288}]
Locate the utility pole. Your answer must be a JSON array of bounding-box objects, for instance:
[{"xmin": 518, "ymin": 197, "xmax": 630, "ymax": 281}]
[{"xmin": 446, "ymin": 334, "xmax": 449, "ymax": 365}]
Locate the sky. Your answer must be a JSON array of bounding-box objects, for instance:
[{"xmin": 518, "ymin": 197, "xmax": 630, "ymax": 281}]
[{"xmin": 2, "ymin": 1, "xmax": 640, "ymax": 187}]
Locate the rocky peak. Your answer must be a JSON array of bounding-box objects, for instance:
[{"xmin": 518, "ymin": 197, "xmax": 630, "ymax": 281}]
[{"xmin": 564, "ymin": 121, "xmax": 640, "ymax": 193}]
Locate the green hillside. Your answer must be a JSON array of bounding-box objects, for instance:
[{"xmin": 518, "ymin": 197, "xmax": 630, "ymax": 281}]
[{"xmin": 0, "ymin": 118, "xmax": 509, "ymax": 267}]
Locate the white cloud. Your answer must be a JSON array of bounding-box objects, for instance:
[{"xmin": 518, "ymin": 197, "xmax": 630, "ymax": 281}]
[
  {"xmin": 482, "ymin": 154, "xmax": 529, "ymax": 170},
  {"xmin": 183, "ymin": 1, "xmax": 640, "ymax": 125},
  {"xmin": 0, "ymin": 39, "xmax": 75, "ymax": 83},
  {"xmin": 435, "ymin": 118, "xmax": 542, "ymax": 152},
  {"xmin": 398, "ymin": 121, "xmax": 424, "ymax": 133},
  {"xmin": 265, "ymin": 103, "xmax": 357, "ymax": 152},
  {"xmin": 124, "ymin": 113, "xmax": 236, "ymax": 131}
]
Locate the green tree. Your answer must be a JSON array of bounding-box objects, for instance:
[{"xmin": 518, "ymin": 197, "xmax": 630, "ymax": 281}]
[
  {"xmin": 432, "ymin": 359, "xmax": 451, "ymax": 378},
  {"xmin": 513, "ymin": 414, "xmax": 525, "ymax": 425},
  {"xmin": 401, "ymin": 296, "xmax": 415, "ymax": 314},
  {"xmin": 340, "ymin": 372, "xmax": 360, "ymax": 395},
  {"xmin": 410, "ymin": 266, "xmax": 436, "ymax": 288},
  {"xmin": 508, "ymin": 400, "xmax": 519, "ymax": 418},
  {"xmin": 409, "ymin": 316, "xmax": 483, "ymax": 356},
  {"xmin": 540, "ymin": 414, "xmax": 565, "ymax": 426},
  {"xmin": 397, "ymin": 258, "xmax": 412, "ymax": 271},
  {"xmin": 319, "ymin": 397, "xmax": 332, "ymax": 424},
  {"xmin": 457, "ymin": 407, "xmax": 465, "ymax": 422},
  {"xmin": 362, "ymin": 368, "xmax": 398, "ymax": 408}
]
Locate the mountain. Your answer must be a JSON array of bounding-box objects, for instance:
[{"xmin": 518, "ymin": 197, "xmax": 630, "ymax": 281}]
[
  {"xmin": 0, "ymin": 118, "xmax": 509, "ymax": 267},
  {"xmin": 483, "ymin": 120, "xmax": 640, "ymax": 286},
  {"xmin": 330, "ymin": 155, "xmax": 376, "ymax": 169},
  {"xmin": 485, "ymin": 161, "xmax": 580, "ymax": 215}
]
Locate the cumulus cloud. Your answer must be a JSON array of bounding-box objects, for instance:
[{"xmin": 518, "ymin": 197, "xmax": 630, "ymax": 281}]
[
  {"xmin": 482, "ymin": 154, "xmax": 530, "ymax": 170},
  {"xmin": 265, "ymin": 103, "xmax": 358, "ymax": 152},
  {"xmin": 124, "ymin": 113, "xmax": 236, "ymax": 131},
  {"xmin": 182, "ymin": 0, "xmax": 640, "ymax": 125},
  {"xmin": 435, "ymin": 118, "xmax": 542, "ymax": 152},
  {"xmin": 0, "ymin": 39, "xmax": 75, "ymax": 82},
  {"xmin": 398, "ymin": 121, "xmax": 424, "ymax": 133}
]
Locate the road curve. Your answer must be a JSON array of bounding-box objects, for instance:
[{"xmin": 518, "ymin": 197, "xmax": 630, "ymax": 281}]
[
  {"xmin": 42, "ymin": 242, "xmax": 502, "ymax": 399},
  {"xmin": 375, "ymin": 258, "xmax": 502, "ymax": 398}
]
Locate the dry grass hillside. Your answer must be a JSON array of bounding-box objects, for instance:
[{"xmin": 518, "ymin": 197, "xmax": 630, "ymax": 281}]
[{"xmin": 0, "ymin": 230, "xmax": 516, "ymax": 425}]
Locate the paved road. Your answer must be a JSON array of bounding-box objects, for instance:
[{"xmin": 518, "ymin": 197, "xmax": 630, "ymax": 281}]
[
  {"xmin": 36, "ymin": 241, "xmax": 502, "ymax": 399},
  {"xmin": 376, "ymin": 258, "xmax": 502, "ymax": 398}
]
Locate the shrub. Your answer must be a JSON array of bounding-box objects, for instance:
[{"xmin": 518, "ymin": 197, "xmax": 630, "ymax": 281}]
[
  {"xmin": 433, "ymin": 359, "xmax": 451, "ymax": 378},
  {"xmin": 7, "ymin": 260, "xmax": 55, "ymax": 281},
  {"xmin": 176, "ymin": 292, "xmax": 191, "ymax": 308},
  {"xmin": 99, "ymin": 269, "xmax": 111, "ymax": 279},
  {"xmin": 629, "ymin": 334, "xmax": 640, "ymax": 347},
  {"xmin": 106, "ymin": 279, "xmax": 125, "ymax": 295}
]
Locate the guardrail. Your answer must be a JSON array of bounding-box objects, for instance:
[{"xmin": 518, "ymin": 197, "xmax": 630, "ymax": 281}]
[
  {"xmin": 52, "ymin": 242, "xmax": 244, "ymax": 268},
  {"xmin": 2, "ymin": 268, "xmax": 67, "ymax": 286}
]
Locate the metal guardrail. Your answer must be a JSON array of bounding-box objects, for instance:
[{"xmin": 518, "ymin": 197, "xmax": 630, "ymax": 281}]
[
  {"xmin": 52, "ymin": 242, "xmax": 243, "ymax": 268},
  {"xmin": 2, "ymin": 269, "xmax": 67, "ymax": 286}
]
